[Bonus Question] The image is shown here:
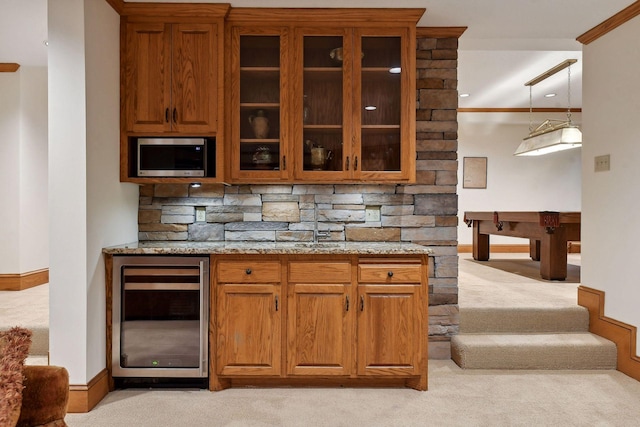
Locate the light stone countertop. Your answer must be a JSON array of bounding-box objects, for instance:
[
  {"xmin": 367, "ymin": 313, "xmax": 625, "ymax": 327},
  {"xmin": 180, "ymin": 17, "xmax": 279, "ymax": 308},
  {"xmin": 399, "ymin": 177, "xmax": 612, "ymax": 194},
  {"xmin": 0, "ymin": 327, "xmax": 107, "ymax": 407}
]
[{"xmin": 103, "ymin": 241, "xmax": 433, "ymax": 256}]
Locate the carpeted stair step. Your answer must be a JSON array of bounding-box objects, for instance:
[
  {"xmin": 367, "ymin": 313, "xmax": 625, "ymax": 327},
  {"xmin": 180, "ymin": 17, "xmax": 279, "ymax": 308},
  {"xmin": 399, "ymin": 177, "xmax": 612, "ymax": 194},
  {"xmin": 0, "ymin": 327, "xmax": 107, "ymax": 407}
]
[
  {"xmin": 451, "ymin": 333, "xmax": 617, "ymax": 370},
  {"xmin": 460, "ymin": 306, "xmax": 589, "ymax": 334}
]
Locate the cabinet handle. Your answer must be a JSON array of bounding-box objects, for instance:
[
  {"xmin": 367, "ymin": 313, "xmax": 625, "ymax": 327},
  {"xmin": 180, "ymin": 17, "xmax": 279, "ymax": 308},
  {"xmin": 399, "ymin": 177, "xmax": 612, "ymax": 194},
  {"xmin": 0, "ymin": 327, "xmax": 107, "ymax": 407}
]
[
  {"xmin": 388, "ymin": 271, "xmax": 394, "ymax": 277},
  {"xmin": 282, "ymin": 155, "xmax": 286, "ymax": 170},
  {"xmin": 172, "ymin": 108, "xmax": 177, "ymax": 123},
  {"xmin": 360, "ymin": 295, "xmax": 364, "ymax": 311},
  {"xmin": 245, "ymin": 268, "xmax": 252, "ymax": 275},
  {"xmin": 165, "ymin": 108, "xmax": 169, "ymax": 123},
  {"xmin": 275, "ymin": 295, "xmax": 279, "ymax": 312},
  {"xmin": 346, "ymin": 156, "xmax": 350, "ymax": 171},
  {"xmin": 354, "ymin": 156, "xmax": 358, "ymax": 171},
  {"xmin": 345, "ymin": 295, "xmax": 350, "ymax": 312}
]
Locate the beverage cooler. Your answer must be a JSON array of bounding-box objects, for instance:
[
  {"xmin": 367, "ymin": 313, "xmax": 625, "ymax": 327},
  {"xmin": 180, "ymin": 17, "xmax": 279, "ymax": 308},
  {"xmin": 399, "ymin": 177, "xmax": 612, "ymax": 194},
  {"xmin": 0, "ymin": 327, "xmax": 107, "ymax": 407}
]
[{"xmin": 112, "ymin": 256, "xmax": 209, "ymax": 386}]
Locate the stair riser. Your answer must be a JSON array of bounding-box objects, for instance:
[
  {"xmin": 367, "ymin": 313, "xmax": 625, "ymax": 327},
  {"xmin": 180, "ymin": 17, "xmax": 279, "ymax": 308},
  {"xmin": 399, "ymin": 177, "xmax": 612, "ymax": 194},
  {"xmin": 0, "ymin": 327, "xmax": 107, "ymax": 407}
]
[
  {"xmin": 460, "ymin": 308, "xmax": 589, "ymax": 334},
  {"xmin": 451, "ymin": 334, "xmax": 618, "ymax": 370}
]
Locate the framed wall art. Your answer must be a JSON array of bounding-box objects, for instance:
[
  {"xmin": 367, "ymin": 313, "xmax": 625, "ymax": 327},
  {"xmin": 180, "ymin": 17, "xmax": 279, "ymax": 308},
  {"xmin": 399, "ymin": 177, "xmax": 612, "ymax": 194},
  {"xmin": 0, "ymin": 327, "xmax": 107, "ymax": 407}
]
[{"xmin": 463, "ymin": 157, "xmax": 487, "ymax": 189}]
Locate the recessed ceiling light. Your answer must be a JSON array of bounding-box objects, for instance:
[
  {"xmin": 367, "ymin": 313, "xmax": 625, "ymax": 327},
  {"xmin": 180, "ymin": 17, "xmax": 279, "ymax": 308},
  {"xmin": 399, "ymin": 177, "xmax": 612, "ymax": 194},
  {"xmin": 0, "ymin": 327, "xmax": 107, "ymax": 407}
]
[
  {"xmin": 544, "ymin": 93, "xmax": 557, "ymax": 98},
  {"xmin": 388, "ymin": 67, "xmax": 401, "ymax": 74},
  {"xmin": 364, "ymin": 105, "xmax": 377, "ymax": 111},
  {"xmin": 459, "ymin": 93, "xmax": 470, "ymax": 98}
]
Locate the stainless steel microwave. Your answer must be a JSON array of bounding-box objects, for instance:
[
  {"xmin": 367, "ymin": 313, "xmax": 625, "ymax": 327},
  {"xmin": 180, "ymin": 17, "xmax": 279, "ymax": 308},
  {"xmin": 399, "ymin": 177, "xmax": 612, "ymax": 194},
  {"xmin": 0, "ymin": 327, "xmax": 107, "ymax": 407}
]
[{"xmin": 137, "ymin": 138, "xmax": 206, "ymax": 177}]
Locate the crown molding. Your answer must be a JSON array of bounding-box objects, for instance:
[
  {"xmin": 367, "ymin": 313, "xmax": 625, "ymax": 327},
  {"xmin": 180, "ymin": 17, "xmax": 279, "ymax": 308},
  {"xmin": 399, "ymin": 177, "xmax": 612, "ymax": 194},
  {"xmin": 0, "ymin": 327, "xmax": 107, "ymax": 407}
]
[
  {"xmin": 416, "ymin": 27, "xmax": 467, "ymax": 39},
  {"xmin": 105, "ymin": 0, "xmax": 124, "ymax": 15},
  {"xmin": 0, "ymin": 63, "xmax": 20, "ymax": 72},
  {"xmin": 577, "ymin": 1, "xmax": 640, "ymax": 44}
]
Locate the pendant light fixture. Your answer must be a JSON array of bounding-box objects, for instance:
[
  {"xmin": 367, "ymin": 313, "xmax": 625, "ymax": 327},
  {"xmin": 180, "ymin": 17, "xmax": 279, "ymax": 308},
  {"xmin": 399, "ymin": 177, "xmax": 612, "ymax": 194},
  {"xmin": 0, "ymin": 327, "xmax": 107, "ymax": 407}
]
[{"xmin": 514, "ymin": 59, "xmax": 582, "ymax": 156}]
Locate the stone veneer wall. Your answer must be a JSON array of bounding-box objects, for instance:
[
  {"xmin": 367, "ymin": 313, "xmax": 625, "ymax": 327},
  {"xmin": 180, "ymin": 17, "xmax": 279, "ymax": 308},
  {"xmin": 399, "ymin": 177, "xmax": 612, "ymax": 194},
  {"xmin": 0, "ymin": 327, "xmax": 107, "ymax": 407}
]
[{"xmin": 137, "ymin": 36, "xmax": 459, "ymax": 359}]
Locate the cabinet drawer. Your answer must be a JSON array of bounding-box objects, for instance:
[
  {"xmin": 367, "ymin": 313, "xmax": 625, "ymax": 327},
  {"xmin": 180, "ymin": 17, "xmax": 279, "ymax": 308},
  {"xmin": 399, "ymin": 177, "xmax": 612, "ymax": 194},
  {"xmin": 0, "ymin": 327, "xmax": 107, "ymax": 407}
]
[
  {"xmin": 288, "ymin": 262, "xmax": 351, "ymax": 283},
  {"xmin": 358, "ymin": 264, "xmax": 422, "ymax": 284},
  {"xmin": 217, "ymin": 261, "xmax": 281, "ymax": 283}
]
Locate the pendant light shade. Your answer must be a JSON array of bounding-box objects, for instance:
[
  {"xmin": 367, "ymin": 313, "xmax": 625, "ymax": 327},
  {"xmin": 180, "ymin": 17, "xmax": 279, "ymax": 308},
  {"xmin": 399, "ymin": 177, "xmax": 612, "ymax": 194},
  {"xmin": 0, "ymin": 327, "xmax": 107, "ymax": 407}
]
[
  {"xmin": 514, "ymin": 59, "xmax": 582, "ymax": 156},
  {"xmin": 514, "ymin": 120, "xmax": 582, "ymax": 156}
]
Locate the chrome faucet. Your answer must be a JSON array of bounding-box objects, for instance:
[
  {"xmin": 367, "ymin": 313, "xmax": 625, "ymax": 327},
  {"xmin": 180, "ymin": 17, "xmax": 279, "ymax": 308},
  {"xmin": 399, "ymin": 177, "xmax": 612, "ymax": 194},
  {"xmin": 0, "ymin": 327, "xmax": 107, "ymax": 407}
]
[{"xmin": 314, "ymin": 201, "xmax": 331, "ymax": 243}]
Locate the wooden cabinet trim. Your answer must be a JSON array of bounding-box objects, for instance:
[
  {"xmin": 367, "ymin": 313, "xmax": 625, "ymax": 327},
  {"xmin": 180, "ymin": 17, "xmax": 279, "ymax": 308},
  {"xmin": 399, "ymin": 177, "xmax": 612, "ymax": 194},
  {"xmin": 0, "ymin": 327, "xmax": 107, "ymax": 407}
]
[
  {"xmin": 227, "ymin": 8, "xmax": 425, "ymax": 24},
  {"xmin": 122, "ymin": 3, "xmax": 231, "ymax": 18}
]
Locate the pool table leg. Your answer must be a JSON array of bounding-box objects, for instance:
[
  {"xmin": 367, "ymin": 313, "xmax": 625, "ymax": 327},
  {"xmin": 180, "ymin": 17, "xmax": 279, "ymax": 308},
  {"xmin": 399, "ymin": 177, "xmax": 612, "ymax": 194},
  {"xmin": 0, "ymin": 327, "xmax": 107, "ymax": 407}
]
[
  {"xmin": 540, "ymin": 227, "xmax": 568, "ymax": 280},
  {"xmin": 529, "ymin": 239, "xmax": 540, "ymax": 261},
  {"xmin": 472, "ymin": 221, "xmax": 490, "ymax": 261}
]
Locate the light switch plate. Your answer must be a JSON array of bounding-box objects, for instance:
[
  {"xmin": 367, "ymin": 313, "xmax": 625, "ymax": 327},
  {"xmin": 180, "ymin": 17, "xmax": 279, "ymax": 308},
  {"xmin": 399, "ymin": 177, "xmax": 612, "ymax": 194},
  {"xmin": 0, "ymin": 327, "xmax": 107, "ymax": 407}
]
[
  {"xmin": 594, "ymin": 154, "xmax": 610, "ymax": 172},
  {"xmin": 195, "ymin": 206, "xmax": 206, "ymax": 222},
  {"xmin": 365, "ymin": 206, "xmax": 381, "ymax": 222}
]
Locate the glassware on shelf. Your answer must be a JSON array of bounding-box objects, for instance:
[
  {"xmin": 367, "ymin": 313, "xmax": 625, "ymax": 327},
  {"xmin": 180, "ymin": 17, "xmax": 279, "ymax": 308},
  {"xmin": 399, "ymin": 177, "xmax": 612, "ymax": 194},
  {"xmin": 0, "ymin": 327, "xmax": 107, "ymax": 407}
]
[{"xmin": 303, "ymin": 95, "xmax": 310, "ymax": 124}]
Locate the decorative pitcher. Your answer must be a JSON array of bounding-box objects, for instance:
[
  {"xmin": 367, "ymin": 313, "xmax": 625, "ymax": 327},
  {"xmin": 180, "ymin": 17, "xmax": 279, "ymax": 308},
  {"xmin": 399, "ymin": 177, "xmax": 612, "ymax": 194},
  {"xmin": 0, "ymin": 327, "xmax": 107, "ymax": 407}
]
[
  {"xmin": 248, "ymin": 109, "xmax": 270, "ymax": 139},
  {"xmin": 310, "ymin": 145, "xmax": 333, "ymax": 170}
]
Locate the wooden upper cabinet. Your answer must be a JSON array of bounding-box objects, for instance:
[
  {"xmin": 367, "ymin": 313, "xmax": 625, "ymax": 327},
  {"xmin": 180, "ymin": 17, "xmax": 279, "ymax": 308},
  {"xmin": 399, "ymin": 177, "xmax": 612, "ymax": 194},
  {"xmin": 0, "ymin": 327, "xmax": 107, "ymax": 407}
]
[
  {"xmin": 226, "ymin": 9, "xmax": 420, "ymax": 183},
  {"xmin": 123, "ymin": 21, "xmax": 217, "ymax": 134},
  {"xmin": 124, "ymin": 22, "xmax": 171, "ymax": 132}
]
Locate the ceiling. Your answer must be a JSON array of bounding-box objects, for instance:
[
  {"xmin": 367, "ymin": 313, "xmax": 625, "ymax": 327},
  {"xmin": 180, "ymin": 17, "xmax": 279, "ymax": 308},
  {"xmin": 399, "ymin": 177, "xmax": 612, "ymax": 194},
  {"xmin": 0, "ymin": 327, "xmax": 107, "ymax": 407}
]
[{"xmin": 1, "ymin": 0, "xmax": 636, "ymax": 109}]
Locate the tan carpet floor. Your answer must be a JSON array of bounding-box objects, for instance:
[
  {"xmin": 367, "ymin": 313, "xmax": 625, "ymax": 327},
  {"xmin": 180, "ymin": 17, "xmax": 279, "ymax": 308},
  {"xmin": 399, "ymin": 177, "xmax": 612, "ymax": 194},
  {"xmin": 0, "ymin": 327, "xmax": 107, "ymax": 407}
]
[{"xmin": 6, "ymin": 253, "xmax": 640, "ymax": 425}]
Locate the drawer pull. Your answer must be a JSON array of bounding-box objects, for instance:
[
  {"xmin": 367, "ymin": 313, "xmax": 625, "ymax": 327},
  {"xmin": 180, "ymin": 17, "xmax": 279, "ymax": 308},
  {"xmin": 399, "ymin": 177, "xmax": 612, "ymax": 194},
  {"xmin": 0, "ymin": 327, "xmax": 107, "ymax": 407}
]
[
  {"xmin": 345, "ymin": 296, "xmax": 350, "ymax": 312},
  {"xmin": 245, "ymin": 268, "xmax": 252, "ymax": 275},
  {"xmin": 275, "ymin": 295, "xmax": 279, "ymax": 312},
  {"xmin": 360, "ymin": 295, "xmax": 364, "ymax": 311},
  {"xmin": 388, "ymin": 271, "xmax": 394, "ymax": 277}
]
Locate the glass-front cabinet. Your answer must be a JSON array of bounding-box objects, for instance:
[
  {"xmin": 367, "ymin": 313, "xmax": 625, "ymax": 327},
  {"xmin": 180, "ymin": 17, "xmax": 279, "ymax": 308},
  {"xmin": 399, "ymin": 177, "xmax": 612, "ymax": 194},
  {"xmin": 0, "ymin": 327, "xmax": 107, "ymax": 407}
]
[
  {"xmin": 228, "ymin": 13, "xmax": 418, "ymax": 183},
  {"xmin": 229, "ymin": 28, "xmax": 290, "ymax": 181},
  {"xmin": 295, "ymin": 30, "xmax": 349, "ymax": 180}
]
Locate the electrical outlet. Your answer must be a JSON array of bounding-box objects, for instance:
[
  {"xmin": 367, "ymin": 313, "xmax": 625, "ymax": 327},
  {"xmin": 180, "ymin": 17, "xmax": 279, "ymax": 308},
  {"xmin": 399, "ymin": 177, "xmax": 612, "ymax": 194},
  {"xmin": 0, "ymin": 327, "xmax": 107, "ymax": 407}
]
[
  {"xmin": 365, "ymin": 206, "xmax": 381, "ymax": 222},
  {"xmin": 594, "ymin": 154, "xmax": 610, "ymax": 172},
  {"xmin": 195, "ymin": 206, "xmax": 206, "ymax": 222}
]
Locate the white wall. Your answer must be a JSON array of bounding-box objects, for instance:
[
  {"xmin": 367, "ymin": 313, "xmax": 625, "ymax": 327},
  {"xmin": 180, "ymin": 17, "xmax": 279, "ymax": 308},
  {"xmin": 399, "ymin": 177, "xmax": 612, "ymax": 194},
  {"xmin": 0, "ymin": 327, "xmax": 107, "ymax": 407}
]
[
  {"xmin": 48, "ymin": 0, "xmax": 138, "ymax": 384},
  {"xmin": 19, "ymin": 67, "xmax": 49, "ymax": 273},
  {"xmin": 457, "ymin": 111, "xmax": 582, "ymax": 245},
  {"xmin": 0, "ymin": 72, "xmax": 21, "ymax": 273},
  {"xmin": 84, "ymin": 0, "xmax": 139, "ymax": 379},
  {"xmin": 0, "ymin": 67, "xmax": 48, "ymax": 275},
  {"xmin": 582, "ymin": 15, "xmax": 640, "ymax": 351}
]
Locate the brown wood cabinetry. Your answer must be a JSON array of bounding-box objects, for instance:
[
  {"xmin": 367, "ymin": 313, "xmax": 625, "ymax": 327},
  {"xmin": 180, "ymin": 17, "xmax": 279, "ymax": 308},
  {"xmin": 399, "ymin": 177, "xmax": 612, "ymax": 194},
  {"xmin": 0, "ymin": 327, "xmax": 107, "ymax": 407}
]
[
  {"xmin": 357, "ymin": 260, "xmax": 427, "ymax": 389},
  {"xmin": 287, "ymin": 261, "xmax": 353, "ymax": 376},
  {"xmin": 226, "ymin": 9, "xmax": 423, "ymax": 183},
  {"xmin": 211, "ymin": 254, "xmax": 428, "ymax": 391},
  {"xmin": 215, "ymin": 259, "xmax": 282, "ymax": 377},
  {"xmin": 123, "ymin": 21, "xmax": 217, "ymax": 133},
  {"xmin": 119, "ymin": 4, "xmax": 228, "ymax": 183}
]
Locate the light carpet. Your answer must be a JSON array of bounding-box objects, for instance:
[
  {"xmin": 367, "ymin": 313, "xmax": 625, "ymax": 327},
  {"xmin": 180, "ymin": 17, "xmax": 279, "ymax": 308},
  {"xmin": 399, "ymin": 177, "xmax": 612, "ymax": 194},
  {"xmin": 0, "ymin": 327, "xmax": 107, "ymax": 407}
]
[{"xmin": 65, "ymin": 360, "xmax": 640, "ymax": 427}]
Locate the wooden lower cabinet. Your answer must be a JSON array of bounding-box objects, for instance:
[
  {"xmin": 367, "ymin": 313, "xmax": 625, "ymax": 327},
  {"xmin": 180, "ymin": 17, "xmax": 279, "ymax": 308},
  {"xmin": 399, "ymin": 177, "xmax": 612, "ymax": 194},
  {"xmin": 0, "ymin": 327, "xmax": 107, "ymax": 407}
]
[
  {"xmin": 216, "ymin": 284, "xmax": 282, "ymax": 376},
  {"xmin": 211, "ymin": 254, "xmax": 427, "ymax": 391}
]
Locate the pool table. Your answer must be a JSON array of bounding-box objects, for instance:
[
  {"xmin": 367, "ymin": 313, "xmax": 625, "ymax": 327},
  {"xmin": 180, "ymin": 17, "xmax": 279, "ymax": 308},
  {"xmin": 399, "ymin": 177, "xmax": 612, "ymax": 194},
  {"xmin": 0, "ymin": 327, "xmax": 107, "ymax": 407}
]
[{"xmin": 463, "ymin": 211, "xmax": 581, "ymax": 280}]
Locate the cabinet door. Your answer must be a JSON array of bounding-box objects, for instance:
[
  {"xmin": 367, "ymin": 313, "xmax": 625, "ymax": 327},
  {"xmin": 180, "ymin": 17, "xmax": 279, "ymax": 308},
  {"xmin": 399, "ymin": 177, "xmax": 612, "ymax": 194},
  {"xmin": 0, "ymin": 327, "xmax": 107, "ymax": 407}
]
[
  {"xmin": 216, "ymin": 284, "xmax": 281, "ymax": 376},
  {"xmin": 354, "ymin": 28, "xmax": 414, "ymax": 181},
  {"xmin": 171, "ymin": 23, "xmax": 217, "ymax": 133},
  {"xmin": 124, "ymin": 22, "xmax": 172, "ymax": 133},
  {"xmin": 230, "ymin": 28, "xmax": 290, "ymax": 181},
  {"xmin": 294, "ymin": 29, "xmax": 352, "ymax": 181},
  {"xmin": 287, "ymin": 283, "xmax": 352, "ymax": 376},
  {"xmin": 357, "ymin": 284, "xmax": 421, "ymax": 376}
]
